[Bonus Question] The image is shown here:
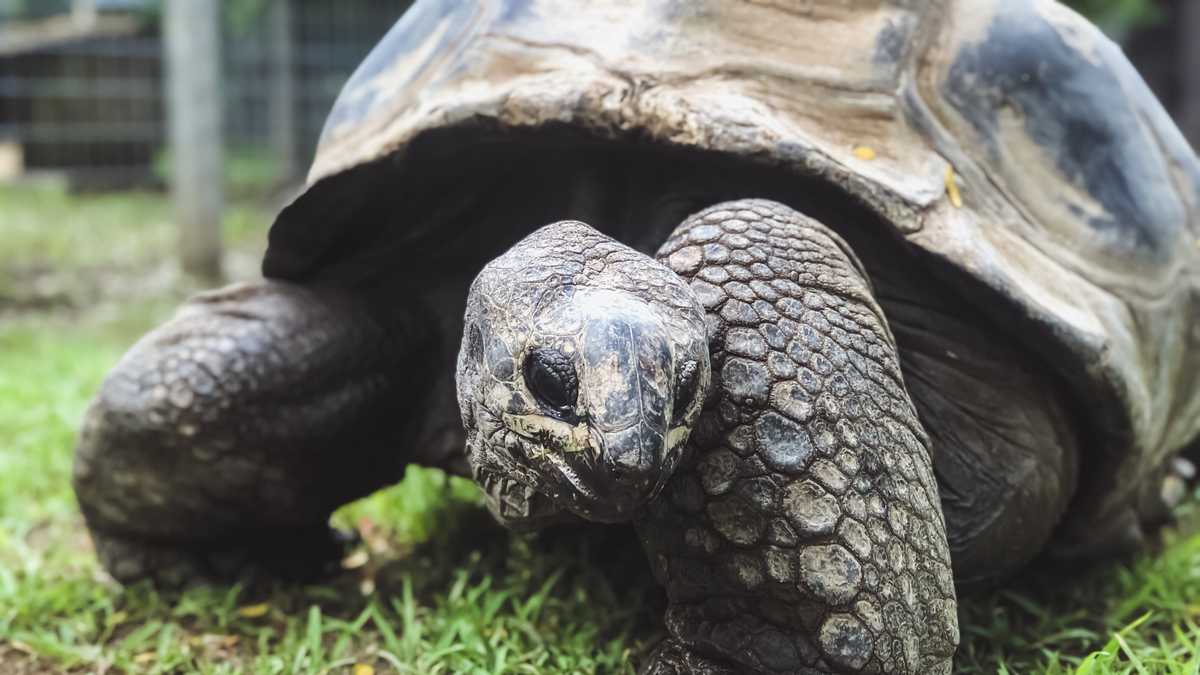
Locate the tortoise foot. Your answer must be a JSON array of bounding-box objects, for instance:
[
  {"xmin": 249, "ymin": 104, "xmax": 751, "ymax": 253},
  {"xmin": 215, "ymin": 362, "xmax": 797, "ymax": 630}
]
[{"xmin": 90, "ymin": 524, "xmax": 358, "ymax": 588}]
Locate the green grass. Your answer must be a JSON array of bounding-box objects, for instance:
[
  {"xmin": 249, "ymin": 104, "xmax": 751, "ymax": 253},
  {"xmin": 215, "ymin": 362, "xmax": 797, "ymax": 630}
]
[
  {"xmin": 1, "ymin": 186, "xmax": 1198, "ymax": 673},
  {"xmin": 956, "ymin": 521, "xmax": 1200, "ymax": 674},
  {"xmin": 0, "ymin": 181, "xmax": 264, "ymax": 273}
]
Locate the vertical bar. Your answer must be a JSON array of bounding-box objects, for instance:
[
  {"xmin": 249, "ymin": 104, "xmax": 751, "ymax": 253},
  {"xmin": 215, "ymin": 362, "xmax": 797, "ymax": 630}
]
[
  {"xmin": 268, "ymin": 0, "xmax": 298, "ymax": 183},
  {"xmin": 163, "ymin": 0, "xmax": 224, "ymax": 282}
]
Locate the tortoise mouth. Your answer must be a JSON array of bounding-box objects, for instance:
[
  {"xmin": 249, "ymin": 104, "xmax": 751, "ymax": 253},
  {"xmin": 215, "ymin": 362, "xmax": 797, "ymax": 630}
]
[
  {"xmin": 503, "ymin": 426, "xmax": 662, "ymax": 522},
  {"xmin": 504, "ymin": 424, "xmax": 602, "ymax": 501},
  {"xmin": 472, "ymin": 465, "xmax": 567, "ymax": 526},
  {"xmin": 469, "ymin": 404, "xmax": 662, "ymax": 522}
]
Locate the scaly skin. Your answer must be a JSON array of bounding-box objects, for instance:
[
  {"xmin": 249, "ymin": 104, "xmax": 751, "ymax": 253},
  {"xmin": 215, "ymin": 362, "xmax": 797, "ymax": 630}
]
[
  {"xmin": 456, "ymin": 220, "xmax": 711, "ymax": 527},
  {"xmin": 637, "ymin": 201, "xmax": 958, "ymax": 673},
  {"xmin": 74, "ymin": 281, "xmax": 441, "ymax": 584},
  {"xmin": 459, "ymin": 200, "xmax": 958, "ymax": 673}
]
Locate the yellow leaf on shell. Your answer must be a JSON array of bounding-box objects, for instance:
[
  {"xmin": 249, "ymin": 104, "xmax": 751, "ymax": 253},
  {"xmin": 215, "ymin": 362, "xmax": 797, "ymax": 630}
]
[{"xmin": 944, "ymin": 165, "xmax": 963, "ymax": 208}]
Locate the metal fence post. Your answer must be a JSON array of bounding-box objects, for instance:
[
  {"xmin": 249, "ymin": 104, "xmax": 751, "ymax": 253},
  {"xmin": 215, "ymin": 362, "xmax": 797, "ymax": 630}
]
[{"xmin": 163, "ymin": 0, "xmax": 224, "ymax": 282}]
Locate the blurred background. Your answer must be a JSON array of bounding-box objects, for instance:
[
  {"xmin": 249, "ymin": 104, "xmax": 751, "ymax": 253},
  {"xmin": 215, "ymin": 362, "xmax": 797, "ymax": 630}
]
[
  {"xmin": 0, "ymin": 0, "xmax": 397, "ymax": 191},
  {"xmin": 1, "ymin": 0, "xmax": 406, "ymax": 298}
]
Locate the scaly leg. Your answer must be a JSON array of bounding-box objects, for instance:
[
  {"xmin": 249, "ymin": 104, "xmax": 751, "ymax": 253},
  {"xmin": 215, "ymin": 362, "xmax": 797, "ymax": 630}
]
[
  {"xmin": 74, "ymin": 280, "xmax": 447, "ymax": 585},
  {"xmin": 638, "ymin": 200, "xmax": 958, "ymax": 674}
]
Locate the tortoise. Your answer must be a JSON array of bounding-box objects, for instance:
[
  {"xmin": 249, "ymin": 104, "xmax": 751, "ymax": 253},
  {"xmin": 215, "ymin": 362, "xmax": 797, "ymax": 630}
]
[{"xmin": 73, "ymin": 0, "xmax": 1200, "ymax": 672}]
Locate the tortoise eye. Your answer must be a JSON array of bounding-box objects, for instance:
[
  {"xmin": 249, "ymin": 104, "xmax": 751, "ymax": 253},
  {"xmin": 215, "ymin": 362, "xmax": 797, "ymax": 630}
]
[
  {"xmin": 524, "ymin": 346, "xmax": 578, "ymax": 414},
  {"xmin": 673, "ymin": 359, "xmax": 700, "ymax": 423}
]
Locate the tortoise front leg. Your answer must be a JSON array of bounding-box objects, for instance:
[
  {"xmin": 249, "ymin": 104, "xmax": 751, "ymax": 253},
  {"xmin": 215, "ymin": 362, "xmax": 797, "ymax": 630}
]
[
  {"xmin": 73, "ymin": 280, "xmax": 450, "ymax": 586},
  {"xmin": 636, "ymin": 201, "xmax": 958, "ymax": 674}
]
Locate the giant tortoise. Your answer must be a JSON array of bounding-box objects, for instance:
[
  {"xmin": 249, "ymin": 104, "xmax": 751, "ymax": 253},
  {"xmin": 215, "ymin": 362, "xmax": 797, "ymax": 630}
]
[{"xmin": 74, "ymin": 0, "xmax": 1200, "ymax": 672}]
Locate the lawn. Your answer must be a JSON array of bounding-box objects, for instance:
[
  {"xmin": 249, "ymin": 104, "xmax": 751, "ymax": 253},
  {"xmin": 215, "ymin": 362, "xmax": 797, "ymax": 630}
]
[{"xmin": 0, "ymin": 183, "xmax": 1198, "ymax": 674}]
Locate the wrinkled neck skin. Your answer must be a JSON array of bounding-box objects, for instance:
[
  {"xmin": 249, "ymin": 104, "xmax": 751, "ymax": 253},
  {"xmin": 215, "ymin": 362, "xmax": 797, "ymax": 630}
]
[{"xmin": 456, "ymin": 221, "xmax": 710, "ymax": 527}]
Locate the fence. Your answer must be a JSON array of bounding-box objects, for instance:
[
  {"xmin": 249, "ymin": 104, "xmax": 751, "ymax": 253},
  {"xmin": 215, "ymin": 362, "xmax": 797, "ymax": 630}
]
[{"xmin": 0, "ymin": 0, "xmax": 409, "ymax": 190}]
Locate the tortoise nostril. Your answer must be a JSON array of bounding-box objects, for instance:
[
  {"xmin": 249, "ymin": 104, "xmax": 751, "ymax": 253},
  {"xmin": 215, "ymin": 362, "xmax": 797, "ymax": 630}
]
[{"xmin": 597, "ymin": 452, "xmax": 659, "ymax": 503}]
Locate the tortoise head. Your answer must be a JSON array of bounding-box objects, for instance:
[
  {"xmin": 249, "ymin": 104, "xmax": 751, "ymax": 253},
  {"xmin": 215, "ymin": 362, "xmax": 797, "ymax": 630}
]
[{"xmin": 456, "ymin": 221, "xmax": 710, "ymax": 523}]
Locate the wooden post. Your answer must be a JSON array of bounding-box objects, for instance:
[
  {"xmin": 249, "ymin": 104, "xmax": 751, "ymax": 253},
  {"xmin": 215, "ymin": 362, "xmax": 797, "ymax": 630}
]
[
  {"xmin": 1181, "ymin": 0, "xmax": 1200, "ymax": 149},
  {"xmin": 163, "ymin": 0, "xmax": 224, "ymax": 283},
  {"xmin": 268, "ymin": 0, "xmax": 299, "ymax": 184}
]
